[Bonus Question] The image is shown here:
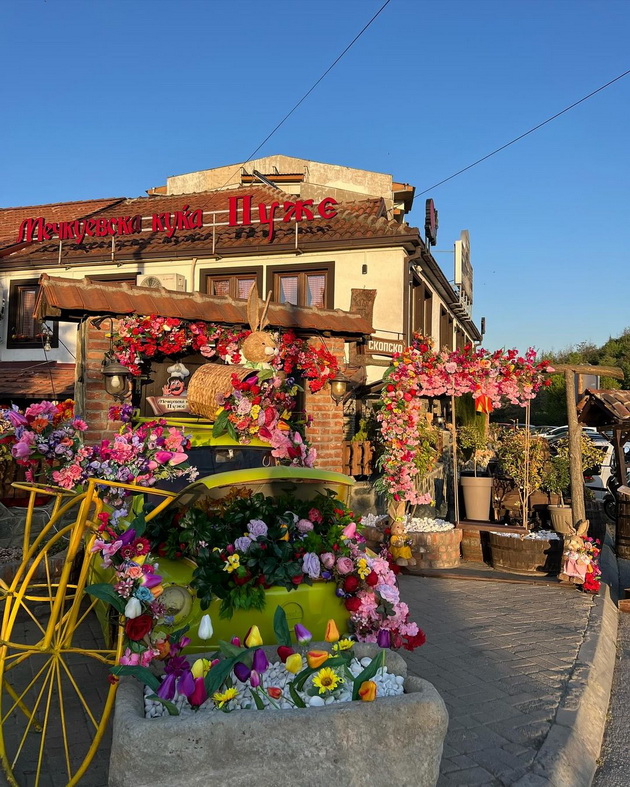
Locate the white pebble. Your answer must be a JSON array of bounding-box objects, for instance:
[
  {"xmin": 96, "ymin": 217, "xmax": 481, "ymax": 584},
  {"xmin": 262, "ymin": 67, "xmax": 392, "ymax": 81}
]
[{"xmin": 309, "ymin": 695, "xmax": 325, "ymax": 707}]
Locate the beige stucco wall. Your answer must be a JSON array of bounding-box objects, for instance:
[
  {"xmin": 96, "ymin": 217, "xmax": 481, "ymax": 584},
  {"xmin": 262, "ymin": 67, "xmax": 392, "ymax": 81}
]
[{"xmin": 165, "ymin": 155, "xmax": 395, "ymax": 212}]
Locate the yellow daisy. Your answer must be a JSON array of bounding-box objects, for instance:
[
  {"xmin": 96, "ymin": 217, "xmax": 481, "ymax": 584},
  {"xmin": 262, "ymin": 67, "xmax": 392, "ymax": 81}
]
[
  {"xmin": 312, "ymin": 667, "xmax": 343, "ymax": 694},
  {"xmin": 212, "ymin": 687, "xmax": 238, "ymax": 708}
]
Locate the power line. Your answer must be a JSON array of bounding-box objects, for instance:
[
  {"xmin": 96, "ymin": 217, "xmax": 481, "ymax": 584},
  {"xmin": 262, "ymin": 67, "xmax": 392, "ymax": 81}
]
[
  {"xmin": 417, "ymin": 67, "xmax": 630, "ymax": 196},
  {"xmin": 219, "ymin": 0, "xmax": 393, "ymax": 189}
]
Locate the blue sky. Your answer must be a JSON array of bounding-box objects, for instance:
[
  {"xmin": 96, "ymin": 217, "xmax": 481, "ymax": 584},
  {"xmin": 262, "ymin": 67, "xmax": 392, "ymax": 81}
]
[{"xmin": 2, "ymin": 0, "xmax": 629, "ymax": 355}]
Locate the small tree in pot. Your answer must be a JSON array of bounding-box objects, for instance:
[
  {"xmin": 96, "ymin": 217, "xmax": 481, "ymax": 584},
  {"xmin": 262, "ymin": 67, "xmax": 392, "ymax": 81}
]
[
  {"xmin": 493, "ymin": 428, "xmax": 550, "ymax": 529},
  {"xmin": 457, "ymin": 422, "xmax": 494, "ymax": 520}
]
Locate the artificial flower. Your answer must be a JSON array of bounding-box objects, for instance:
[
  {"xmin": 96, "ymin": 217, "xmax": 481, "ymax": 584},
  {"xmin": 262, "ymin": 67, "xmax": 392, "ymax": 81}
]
[
  {"xmin": 294, "ymin": 623, "xmax": 312, "ymax": 645},
  {"xmin": 377, "ymin": 629, "xmax": 391, "ymax": 649},
  {"xmin": 358, "ymin": 681, "xmax": 377, "ymax": 702},
  {"xmin": 267, "ymin": 687, "xmax": 283, "ymax": 700},
  {"xmin": 324, "ymin": 619, "xmax": 340, "ymax": 643},
  {"xmin": 306, "ymin": 650, "xmax": 329, "ymax": 669},
  {"xmin": 336, "ymin": 557, "xmax": 354, "ymax": 575},
  {"xmin": 333, "ymin": 638, "xmax": 354, "ymax": 652},
  {"xmin": 124, "ymin": 597, "xmax": 142, "ymax": 619},
  {"xmin": 191, "ymin": 658, "xmax": 211, "ymax": 679},
  {"xmin": 212, "ymin": 687, "xmax": 238, "ymax": 708},
  {"xmin": 234, "ymin": 662, "xmax": 251, "ymax": 683},
  {"xmin": 249, "ymin": 669, "xmax": 261, "ymax": 688},
  {"xmin": 252, "ymin": 649, "xmax": 269, "ymax": 674},
  {"xmin": 244, "ymin": 625, "xmax": 263, "ymax": 648},
  {"xmin": 277, "ymin": 645, "xmax": 294, "ymax": 662},
  {"xmin": 124, "ymin": 614, "xmax": 153, "ymax": 642},
  {"xmin": 312, "ymin": 667, "xmax": 343, "ymax": 694},
  {"xmin": 285, "ymin": 653, "xmax": 303, "ymax": 674},
  {"xmin": 198, "ymin": 614, "xmax": 213, "ymax": 641},
  {"xmin": 223, "ymin": 554, "xmax": 240, "ymax": 573},
  {"xmin": 188, "ymin": 677, "xmax": 207, "ymax": 708}
]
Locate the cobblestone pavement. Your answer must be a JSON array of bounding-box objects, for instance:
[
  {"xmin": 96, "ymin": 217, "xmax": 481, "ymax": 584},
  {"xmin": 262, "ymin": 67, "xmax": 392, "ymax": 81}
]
[
  {"xmin": 0, "ymin": 576, "xmax": 595, "ymax": 787},
  {"xmin": 400, "ymin": 576, "xmax": 594, "ymax": 787}
]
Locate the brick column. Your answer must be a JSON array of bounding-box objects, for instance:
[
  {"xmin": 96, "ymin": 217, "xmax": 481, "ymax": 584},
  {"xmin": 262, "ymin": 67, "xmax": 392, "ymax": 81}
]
[
  {"xmin": 304, "ymin": 336, "xmax": 346, "ymax": 473},
  {"xmin": 81, "ymin": 318, "xmax": 130, "ymax": 444}
]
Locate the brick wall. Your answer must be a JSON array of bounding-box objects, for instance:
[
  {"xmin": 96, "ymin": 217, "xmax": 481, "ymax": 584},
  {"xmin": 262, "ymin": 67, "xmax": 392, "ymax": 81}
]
[
  {"xmin": 304, "ymin": 336, "xmax": 346, "ymax": 473},
  {"xmin": 81, "ymin": 319, "xmax": 131, "ymax": 444}
]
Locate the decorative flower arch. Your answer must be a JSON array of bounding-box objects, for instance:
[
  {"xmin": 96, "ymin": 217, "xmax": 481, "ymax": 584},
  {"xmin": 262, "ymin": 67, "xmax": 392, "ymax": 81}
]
[{"xmin": 376, "ymin": 335, "xmax": 554, "ymax": 504}]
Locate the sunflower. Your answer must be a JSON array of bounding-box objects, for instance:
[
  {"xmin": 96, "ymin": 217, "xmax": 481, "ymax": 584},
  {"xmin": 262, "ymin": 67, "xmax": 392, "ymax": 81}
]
[
  {"xmin": 212, "ymin": 687, "xmax": 238, "ymax": 708},
  {"xmin": 333, "ymin": 638, "xmax": 354, "ymax": 652},
  {"xmin": 312, "ymin": 667, "xmax": 343, "ymax": 694}
]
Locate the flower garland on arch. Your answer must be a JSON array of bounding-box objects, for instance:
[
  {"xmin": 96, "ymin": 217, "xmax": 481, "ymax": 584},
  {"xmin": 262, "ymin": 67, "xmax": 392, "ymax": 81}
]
[
  {"xmin": 111, "ymin": 316, "xmax": 338, "ymax": 394},
  {"xmin": 376, "ymin": 335, "xmax": 554, "ymax": 504}
]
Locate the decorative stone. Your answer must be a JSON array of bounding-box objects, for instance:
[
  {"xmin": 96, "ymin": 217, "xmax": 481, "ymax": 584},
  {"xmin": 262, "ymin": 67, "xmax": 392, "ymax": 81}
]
[{"xmin": 108, "ymin": 644, "xmax": 448, "ymax": 787}]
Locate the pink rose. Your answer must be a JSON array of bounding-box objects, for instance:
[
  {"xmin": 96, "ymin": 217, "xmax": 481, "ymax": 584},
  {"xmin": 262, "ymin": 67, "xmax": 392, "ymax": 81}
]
[
  {"xmin": 320, "ymin": 552, "xmax": 335, "ymax": 569},
  {"xmin": 297, "ymin": 519, "xmax": 314, "ymax": 534},
  {"xmin": 336, "ymin": 557, "xmax": 354, "ymax": 575}
]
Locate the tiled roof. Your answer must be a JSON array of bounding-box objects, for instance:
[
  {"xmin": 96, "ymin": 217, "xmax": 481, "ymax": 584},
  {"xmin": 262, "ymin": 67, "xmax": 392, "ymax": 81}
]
[
  {"xmin": 35, "ymin": 274, "xmax": 373, "ymax": 337},
  {"xmin": 0, "ymin": 197, "xmax": 125, "ymax": 250},
  {"xmin": 0, "ymin": 362, "xmax": 74, "ymax": 401},
  {"xmin": 1, "ymin": 186, "xmax": 419, "ymax": 265},
  {"xmin": 577, "ymin": 388, "xmax": 630, "ymax": 428}
]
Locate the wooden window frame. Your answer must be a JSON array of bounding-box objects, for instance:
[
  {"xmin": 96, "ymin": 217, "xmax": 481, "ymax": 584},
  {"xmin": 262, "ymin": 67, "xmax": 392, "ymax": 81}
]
[
  {"xmin": 266, "ymin": 262, "xmax": 335, "ymax": 309},
  {"xmin": 199, "ymin": 266, "xmax": 263, "ymax": 299},
  {"xmin": 439, "ymin": 306, "xmax": 454, "ymax": 351},
  {"xmin": 7, "ymin": 279, "xmax": 59, "ymax": 350},
  {"xmin": 412, "ymin": 279, "xmax": 433, "ymax": 337}
]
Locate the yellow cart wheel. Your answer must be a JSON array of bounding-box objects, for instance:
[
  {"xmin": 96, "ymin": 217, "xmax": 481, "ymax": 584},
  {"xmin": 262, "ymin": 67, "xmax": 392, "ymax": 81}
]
[{"xmin": 0, "ymin": 492, "xmax": 122, "ymax": 786}]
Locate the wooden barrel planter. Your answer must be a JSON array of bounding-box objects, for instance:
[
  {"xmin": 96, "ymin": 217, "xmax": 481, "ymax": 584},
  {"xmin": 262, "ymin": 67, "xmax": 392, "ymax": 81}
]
[
  {"xmin": 407, "ymin": 529, "xmax": 462, "ymax": 569},
  {"xmin": 488, "ymin": 532, "xmax": 563, "ymax": 575},
  {"xmin": 616, "ymin": 495, "xmax": 630, "ymax": 559}
]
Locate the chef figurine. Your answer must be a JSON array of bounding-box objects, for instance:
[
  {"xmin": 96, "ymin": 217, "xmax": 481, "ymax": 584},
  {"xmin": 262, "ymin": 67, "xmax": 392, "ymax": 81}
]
[{"xmin": 162, "ymin": 362, "xmax": 190, "ymax": 398}]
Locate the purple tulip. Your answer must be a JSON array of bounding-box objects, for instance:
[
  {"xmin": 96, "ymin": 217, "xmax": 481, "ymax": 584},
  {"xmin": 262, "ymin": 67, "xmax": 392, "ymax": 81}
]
[
  {"xmin": 252, "ymin": 648, "xmax": 269, "ymax": 674},
  {"xmin": 234, "ymin": 662, "xmax": 251, "ymax": 683},
  {"xmin": 156, "ymin": 673, "xmax": 176, "ymax": 701},
  {"xmin": 377, "ymin": 629, "xmax": 391, "ymax": 649},
  {"xmin": 6, "ymin": 408, "xmax": 28, "ymax": 427},
  {"xmin": 294, "ymin": 623, "xmax": 312, "ymax": 644},
  {"xmin": 141, "ymin": 573, "xmax": 162, "ymax": 589},
  {"xmin": 118, "ymin": 528, "xmax": 136, "ymax": 546},
  {"xmin": 249, "ymin": 669, "xmax": 261, "ymax": 688},
  {"xmin": 178, "ymin": 669, "xmax": 195, "ymax": 700}
]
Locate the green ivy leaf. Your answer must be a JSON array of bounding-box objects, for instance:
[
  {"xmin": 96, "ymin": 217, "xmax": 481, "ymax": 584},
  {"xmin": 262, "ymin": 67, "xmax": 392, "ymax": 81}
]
[
  {"xmin": 84, "ymin": 583, "xmax": 125, "ymax": 615},
  {"xmin": 273, "ymin": 605, "xmax": 291, "ymax": 647}
]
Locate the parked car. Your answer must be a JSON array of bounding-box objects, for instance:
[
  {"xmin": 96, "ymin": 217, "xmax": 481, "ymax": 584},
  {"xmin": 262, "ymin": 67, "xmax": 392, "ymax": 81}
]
[{"xmin": 541, "ymin": 425, "xmax": 598, "ymax": 440}]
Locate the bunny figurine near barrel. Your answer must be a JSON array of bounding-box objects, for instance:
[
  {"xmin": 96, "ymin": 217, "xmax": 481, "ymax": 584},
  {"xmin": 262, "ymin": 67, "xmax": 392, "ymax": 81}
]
[
  {"xmin": 187, "ymin": 284, "xmax": 278, "ymax": 421},
  {"xmin": 558, "ymin": 519, "xmax": 590, "ymax": 585}
]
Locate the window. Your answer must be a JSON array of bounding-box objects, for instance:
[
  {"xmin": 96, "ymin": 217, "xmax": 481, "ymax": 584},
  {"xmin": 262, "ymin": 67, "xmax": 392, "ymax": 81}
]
[
  {"xmin": 7, "ymin": 279, "xmax": 58, "ymax": 350},
  {"xmin": 439, "ymin": 307, "xmax": 453, "ymax": 351},
  {"xmin": 85, "ymin": 272, "xmax": 139, "ymax": 284},
  {"xmin": 201, "ymin": 267, "xmax": 263, "ymax": 300},
  {"xmin": 267, "ymin": 263, "xmax": 334, "ymax": 309},
  {"xmin": 412, "ymin": 280, "xmax": 433, "ymax": 337}
]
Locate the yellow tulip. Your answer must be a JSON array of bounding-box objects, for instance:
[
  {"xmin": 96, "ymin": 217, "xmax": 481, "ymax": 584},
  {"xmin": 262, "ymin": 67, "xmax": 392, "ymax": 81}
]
[
  {"xmin": 191, "ymin": 658, "xmax": 211, "ymax": 679},
  {"xmin": 324, "ymin": 619, "xmax": 340, "ymax": 643},
  {"xmin": 359, "ymin": 680, "xmax": 377, "ymax": 702},
  {"xmin": 285, "ymin": 653, "xmax": 303, "ymax": 674},
  {"xmin": 306, "ymin": 650, "xmax": 329, "ymax": 669},
  {"xmin": 244, "ymin": 625, "xmax": 263, "ymax": 648}
]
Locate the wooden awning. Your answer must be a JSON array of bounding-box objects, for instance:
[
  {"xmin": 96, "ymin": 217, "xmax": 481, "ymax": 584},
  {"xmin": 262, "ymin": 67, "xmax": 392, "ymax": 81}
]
[
  {"xmin": 34, "ymin": 274, "xmax": 372, "ymax": 338},
  {"xmin": 577, "ymin": 388, "xmax": 630, "ymax": 429}
]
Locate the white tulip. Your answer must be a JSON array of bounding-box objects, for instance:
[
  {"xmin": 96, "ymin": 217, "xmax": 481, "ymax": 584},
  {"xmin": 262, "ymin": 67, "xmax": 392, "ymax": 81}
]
[
  {"xmin": 198, "ymin": 614, "xmax": 213, "ymax": 640},
  {"xmin": 124, "ymin": 597, "xmax": 142, "ymax": 619}
]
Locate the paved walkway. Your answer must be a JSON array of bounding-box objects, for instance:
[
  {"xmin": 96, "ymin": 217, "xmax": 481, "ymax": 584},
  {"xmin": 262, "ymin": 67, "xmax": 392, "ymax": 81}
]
[
  {"xmin": 401, "ymin": 576, "xmax": 595, "ymax": 787},
  {"xmin": 0, "ymin": 573, "xmax": 609, "ymax": 787}
]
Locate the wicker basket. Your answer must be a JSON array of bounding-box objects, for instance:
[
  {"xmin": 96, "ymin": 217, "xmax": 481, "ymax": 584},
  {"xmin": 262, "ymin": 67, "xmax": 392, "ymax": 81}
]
[{"xmin": 187, "ymin": 364, "xmax": 257, "ymax": 421}]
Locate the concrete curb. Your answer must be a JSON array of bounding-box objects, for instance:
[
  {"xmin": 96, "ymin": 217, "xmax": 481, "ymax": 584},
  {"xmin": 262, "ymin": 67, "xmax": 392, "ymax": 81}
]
[{"xmin": 513, "ymin": 545, "xmax": 619, "ymax": 787}]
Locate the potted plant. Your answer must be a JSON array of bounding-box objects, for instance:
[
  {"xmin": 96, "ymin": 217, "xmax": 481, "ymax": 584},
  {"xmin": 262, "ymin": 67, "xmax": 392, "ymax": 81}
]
[
  {"xmin": 540, "ymin": 454, "xmax": 572, "ymax": 534},
  {"xmin": 541, "ymin": 435, "xmax": 604, "ymax": 535},
  {"xmin": 457, "ymin": 423, "xmax": 493, "ymax": 521}
]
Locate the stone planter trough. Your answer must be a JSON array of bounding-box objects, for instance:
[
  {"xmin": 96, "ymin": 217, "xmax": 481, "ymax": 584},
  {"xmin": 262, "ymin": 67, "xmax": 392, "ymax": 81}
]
[
  {"xmin": 108, "ymin": 644, "xmax": 448, "ymax": 787},
  {"xmin": 407, "ymin": 529, "xmax": 462, "ymax": 568}
]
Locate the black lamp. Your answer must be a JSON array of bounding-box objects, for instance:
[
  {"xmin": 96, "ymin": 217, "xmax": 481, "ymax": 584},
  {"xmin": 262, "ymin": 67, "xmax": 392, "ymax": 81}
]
[
  {"xmin": 92, "ymin": 316, "xmax": 131, "ymax": 402},
  {"xmin": 329, "ymin": 372, "xmax": 355, "ymax": 405}
]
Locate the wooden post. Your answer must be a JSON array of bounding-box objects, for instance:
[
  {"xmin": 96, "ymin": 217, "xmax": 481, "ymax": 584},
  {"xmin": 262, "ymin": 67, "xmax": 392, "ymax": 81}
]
[
  {"xmin": 451, "ymin": 395, "xmax": 460, "ymax": 524},
  {"xmin": 565, "ymin": 368, "xmax": 586, "ymax": 525}
]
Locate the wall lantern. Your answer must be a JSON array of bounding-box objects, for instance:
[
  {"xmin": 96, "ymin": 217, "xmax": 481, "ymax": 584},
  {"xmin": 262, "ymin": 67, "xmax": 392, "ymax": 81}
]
[
  {"xmin": 329, "ymin": 372, "xmax": 356, "ymax": 405},
  {"xmin": 91, "ymin": 316, "xmax": 131, "ymax": 402}
]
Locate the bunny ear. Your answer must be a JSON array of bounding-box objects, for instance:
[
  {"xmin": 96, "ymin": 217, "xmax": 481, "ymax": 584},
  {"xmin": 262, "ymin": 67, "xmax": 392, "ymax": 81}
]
[
  {"xmin": 260, "ymin": 290, "xmax": 272, "ymax": 329},
  {"xmin": 247, "ymin": 282, "xmax": 260, "ymax": 332},
  {"xmin": 577, "ymin": 519, "xmax": 589, "ymax": 537}
]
